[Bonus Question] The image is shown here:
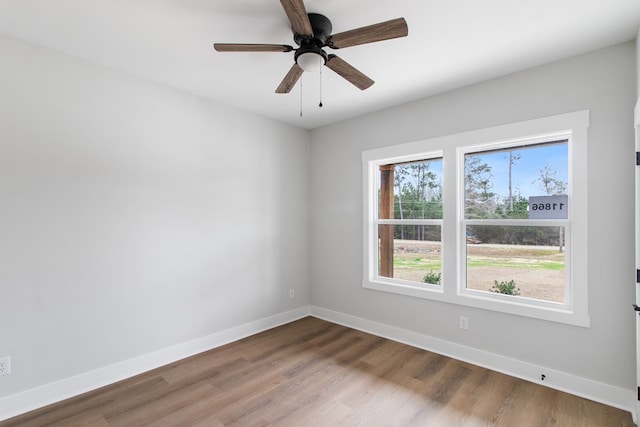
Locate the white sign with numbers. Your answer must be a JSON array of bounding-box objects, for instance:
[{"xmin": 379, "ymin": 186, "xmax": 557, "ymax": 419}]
[{"xmin": 528, "ymin": 195, "xmax": 568, "ymax": 219}]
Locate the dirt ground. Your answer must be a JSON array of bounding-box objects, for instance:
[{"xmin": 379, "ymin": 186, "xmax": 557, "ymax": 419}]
[{"xmin": 391, "ymin": 240, "xmax": 565, "ymax": 303}]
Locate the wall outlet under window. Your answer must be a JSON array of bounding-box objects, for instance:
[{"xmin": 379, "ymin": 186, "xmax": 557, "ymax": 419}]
[
  {"xmin": 0, "ymin": 357, "xmax": 10, "ymax": 376},
  {"xmin": 289, "ymin": 289, "xmax": 295, "ymax": 299},
  {"xmin": 459, "ymin": 316, "xmax": 469, "ymax": 330}
]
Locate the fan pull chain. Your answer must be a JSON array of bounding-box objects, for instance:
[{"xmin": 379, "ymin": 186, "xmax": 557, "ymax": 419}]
[
  {"xmin": 299, "ymin": 76, "xmax": 303, "ymax": 117},
  {"xmin": 319, "ymin": 66, "xmax": 323, "ymax": 108}
]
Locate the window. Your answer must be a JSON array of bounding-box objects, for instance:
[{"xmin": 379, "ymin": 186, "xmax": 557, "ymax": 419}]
[
  {"xmin": 461, "ymin": 141, "xmax": 569, "ymax": 308},
  {"xmin": 363, "ymin": 111, "xmax": 589, "ymax": 326},
  {"xmin": 376, "ymin": 158, "xmax": 443, "ymax": 287}
]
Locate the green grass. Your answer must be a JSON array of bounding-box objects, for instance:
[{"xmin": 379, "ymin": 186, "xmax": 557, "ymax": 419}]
[
  {"xmin": 393, "ymin": 256, "xmax": 441, "ymax": 270},
  {"xmin": 467, "ymin": 257, "xmax": 564, "ymax": 270},
  {"xmin": 393, "ymin": 255, "xmax": 564, "ymax": 271}
]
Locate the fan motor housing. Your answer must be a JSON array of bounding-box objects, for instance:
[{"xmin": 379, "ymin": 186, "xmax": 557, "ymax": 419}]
[{"xmin": 294, "ymin": 13, "xmax": 332, "ymax": 45}]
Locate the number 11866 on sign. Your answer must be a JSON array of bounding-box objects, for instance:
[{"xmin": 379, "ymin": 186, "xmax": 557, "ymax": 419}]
[
  {"xmin": 531, "ymin": 202, "xmax": 564, "ymax": 211},
  {"xmin": 528, "ymin": 195, "xmax": 568, "ymax": 219}
]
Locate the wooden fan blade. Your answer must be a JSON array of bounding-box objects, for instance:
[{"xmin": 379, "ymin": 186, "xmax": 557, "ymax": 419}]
[
  {"xmin": 279, "ymin": 0, "xmax": 313, "ymax": 37},
  {"xmin": 328, "ymin": 18, "xmax": 408, "ymax": 49},
  {"xmin": 325, "ymin": 55, "xmax": 374, "ymax": 90},
  {"xmin": 214, "ymin": 43, "xmax": 293, "ymax": 53},
  {"xmin": 275, "ymin": 63, "xmax": 304, "ymax": 93}
]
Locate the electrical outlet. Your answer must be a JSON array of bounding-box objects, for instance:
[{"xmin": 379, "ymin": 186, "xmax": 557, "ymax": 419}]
[
  {"xmin": 459, "ymin": 316, "xmax": 469, "ymax": 330},
  {"xmin": 0, "ymin": 357, "xmax": 10, "ymax": 376},
  {"xmin": 289, "ymin": 289, "xmax": 295, "ymax": 299}
]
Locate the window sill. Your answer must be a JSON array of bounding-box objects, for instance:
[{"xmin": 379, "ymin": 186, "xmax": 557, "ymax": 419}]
[
  {"xmin": 363, "ymin": 279, "xmax": 445, "ymax": 301},
  {"xmin": 362, "ymin": 279, "xmax": 590, "ymax": 327}
]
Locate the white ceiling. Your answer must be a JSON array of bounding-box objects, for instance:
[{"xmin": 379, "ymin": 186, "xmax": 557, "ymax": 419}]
[{"xmin": 0, "ymin": 1, "xmax": 638, "ymax": 129}]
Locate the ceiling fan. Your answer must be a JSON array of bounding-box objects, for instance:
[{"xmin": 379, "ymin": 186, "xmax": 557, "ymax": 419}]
[{"xmin": 214, "ymin": 0, "xmax": 408, "ymax": 94}]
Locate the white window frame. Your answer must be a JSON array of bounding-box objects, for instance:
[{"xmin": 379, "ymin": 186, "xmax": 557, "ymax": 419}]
[
  {"xmin": 362, "ymin": 110, "xmax": 589, "ymax": 327},
  {"xmin": 366, "ymin": 153, "xmax": 445, "ymax": 298}
]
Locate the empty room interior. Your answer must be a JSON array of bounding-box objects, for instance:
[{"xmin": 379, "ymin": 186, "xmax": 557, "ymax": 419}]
[{"xmin": 1, "ymin": 1, "xmax": 640, "ymax": 425}]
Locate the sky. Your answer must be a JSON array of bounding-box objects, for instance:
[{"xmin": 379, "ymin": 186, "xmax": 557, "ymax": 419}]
[
  {"xmin": 393, "ymin": 141, "xmax": 568, "ymax": 201},
  {"xmin": 473, "ymin": 142, "xmax": 568, "ymax": 200}
]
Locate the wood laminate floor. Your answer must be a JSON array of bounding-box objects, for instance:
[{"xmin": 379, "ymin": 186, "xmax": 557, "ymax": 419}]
[{"xmin": 1, "ymin": 317, "xmax": 635, "ymax": 426}]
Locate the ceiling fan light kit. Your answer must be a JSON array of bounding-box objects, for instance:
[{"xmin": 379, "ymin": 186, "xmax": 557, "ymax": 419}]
[
  {"xmin": 214, "ymin": 0, "xmax": 408, "ymax": 95},
  {"xmin": 295, "ymin": 51, "xmax": 325, "ymax": 72}
]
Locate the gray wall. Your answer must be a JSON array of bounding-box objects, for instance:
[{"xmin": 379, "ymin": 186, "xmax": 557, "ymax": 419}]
[
  {"xmin": 309, "ymin": 41, "xmax": 637, "ymax": 390},
  {"xmin": 0, "ymin": 34, "xmax": 310, "ymax": 398}
]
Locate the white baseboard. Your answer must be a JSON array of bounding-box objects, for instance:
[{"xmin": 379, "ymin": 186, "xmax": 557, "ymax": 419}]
[
  {"xmin": 0, "ymin": 306, "xmax": 311, "ymax": 422},
  {"xmin": 309, "ymin": 306, "xmax": 637, "ymax": 421}
]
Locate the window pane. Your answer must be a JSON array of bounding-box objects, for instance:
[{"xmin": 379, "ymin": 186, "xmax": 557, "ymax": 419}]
[
  {"xmin": 464, "ymin": 142, "xmax": 567, "ymax": 219},
  {"xmin": 378, "ymin": 224, "xmax": 442, "ymax": 284},
  {"xmin": 379, "ymin": 159, "xmax": 443, "ymax": 220},
  {"xmin": 465, "ymin": 225, "xmax": 566, "ymax": 303}
]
